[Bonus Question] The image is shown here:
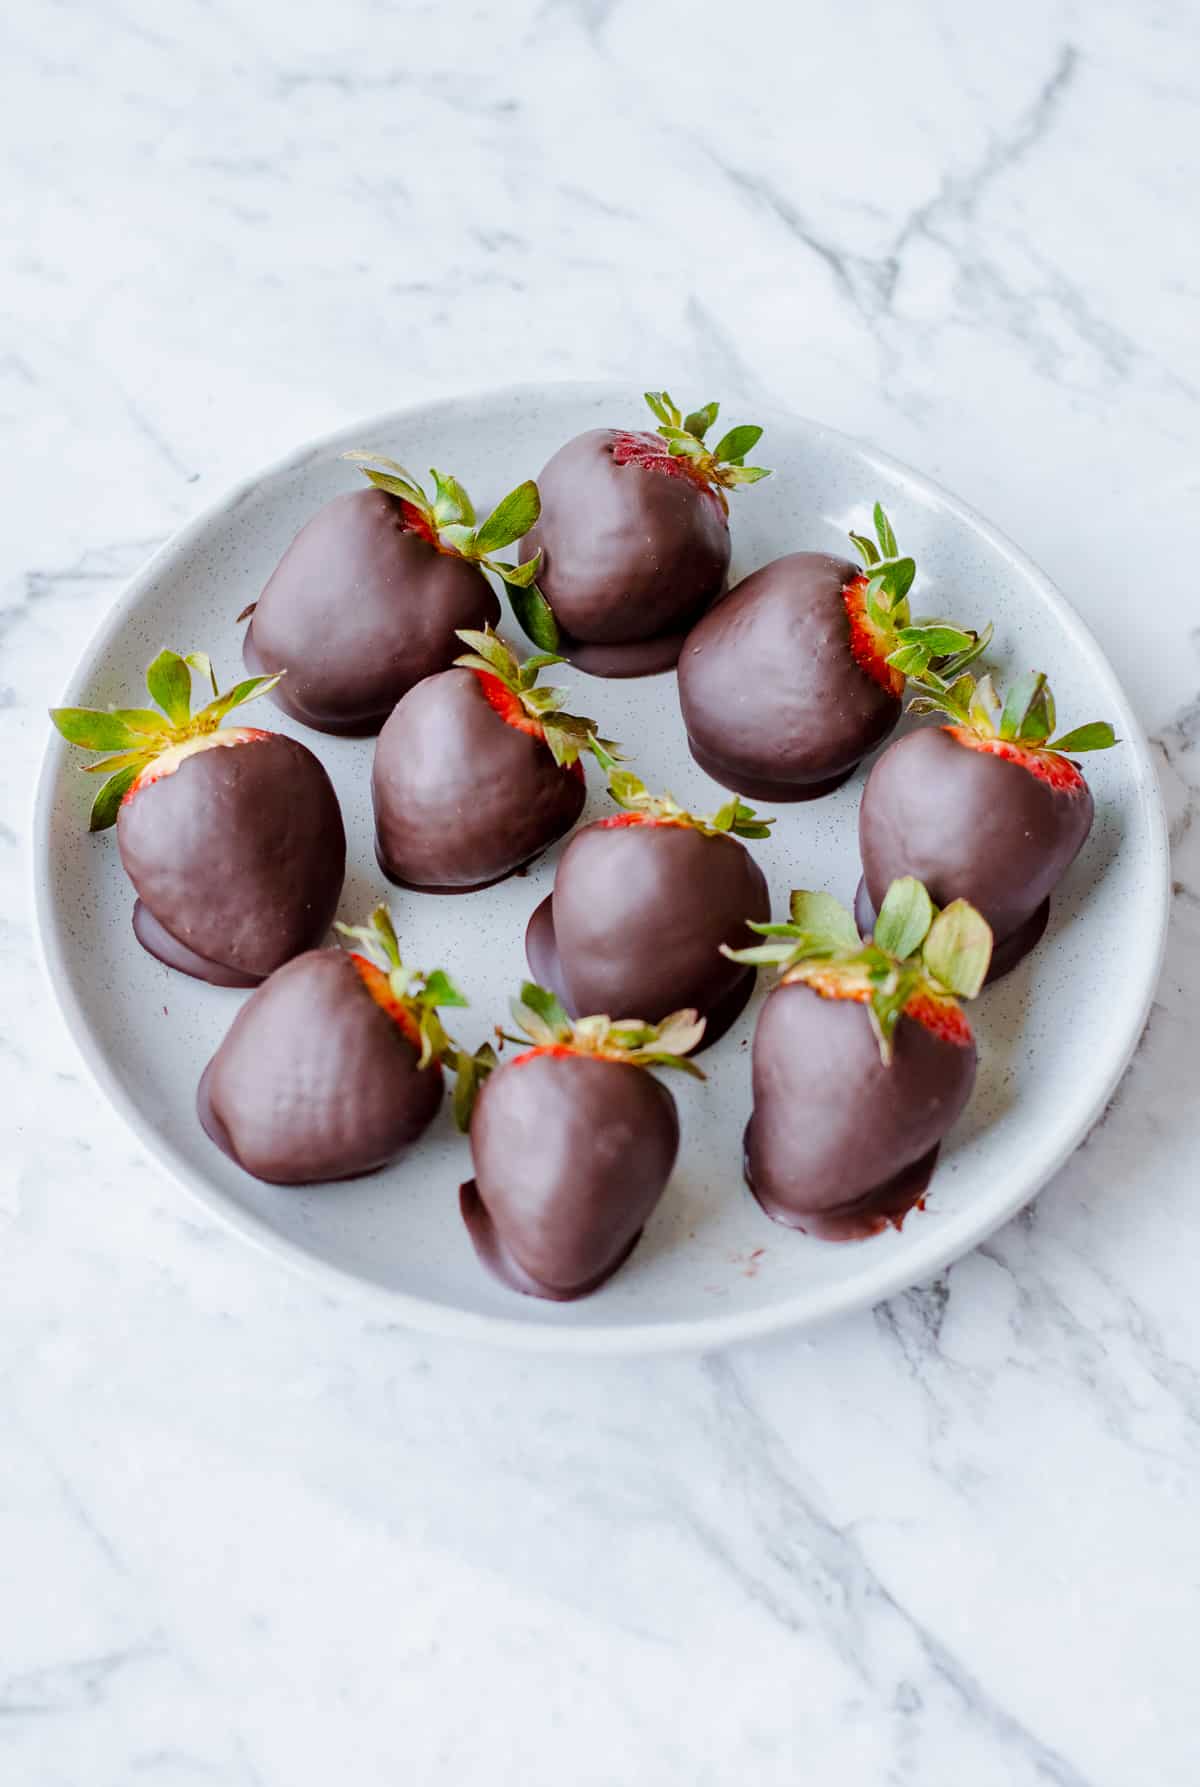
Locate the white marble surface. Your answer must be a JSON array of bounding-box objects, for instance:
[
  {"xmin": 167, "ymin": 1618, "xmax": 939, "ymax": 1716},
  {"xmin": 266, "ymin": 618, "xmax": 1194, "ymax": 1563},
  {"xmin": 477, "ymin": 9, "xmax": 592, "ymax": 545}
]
[{"xmin": 3, "ymin": 0, "xmax": 1199, "ymax": 1780}]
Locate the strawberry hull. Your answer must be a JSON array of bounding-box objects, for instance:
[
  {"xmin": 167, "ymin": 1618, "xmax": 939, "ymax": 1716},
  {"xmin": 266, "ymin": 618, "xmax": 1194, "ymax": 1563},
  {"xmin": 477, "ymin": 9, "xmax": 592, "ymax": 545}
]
[
  {"xmin": 371, "ymin": 668, "xmax": 586, "ymax": 891},
  {"xmin": 518, "ymin": 429, "xmax": 729, "ymax": 673},
  {"xmin": 526, "ymin": 820, "xmax": 770, "ymax": 1047},
  {"xmin": 117, "ymin": 732, "xmax": 345, "ymax": 983},
  {"xmin": 461, "ymin": 1052, "xmax": 679, "ymax": 1299},
  {"xmin": 245, "ymin": 488, "xmax": 500, "ymax": 734},
  {"xmin": 858, "ymin": 726, "xmax": 1095, "ymax": 960},
  {"xmin": 199, "ymin": 950, "xmax": 442, "ymax": 1184},
  {"xmin": 745, "ymin": 979, "xmax": 977, "ymax": 1240},
  {"xmin": 677, "ymin": 553, "xmax": 902, "ymax": 799}
]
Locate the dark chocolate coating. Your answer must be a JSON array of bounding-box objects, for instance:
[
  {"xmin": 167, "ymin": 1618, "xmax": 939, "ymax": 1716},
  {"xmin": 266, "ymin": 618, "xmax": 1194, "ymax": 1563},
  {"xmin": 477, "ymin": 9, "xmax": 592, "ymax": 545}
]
[
  {"xmin": 117, "ymin": 733, "xmax": 345, "ymax": 981},
  {"xmin": 540, "ymin": 819, "xmax": 770, "ymax": 1026},
  {"xmin": 463, "ymin": 1051, "xmax": 679, "ymax": 1298},
  {"xmin": 199, "ymin": 950, "xmax": 442, "ymax": 1184},
  {"xmin": 858, "ymin": 726, "xmax": 1095, "ymax": 945},
  {"xmin": 524, "ymin": 891, "xmax": 756, "ymax": 1053},
  {"xmin": 520, "ymin": 429, "xmax": 729, "ymax": 647},
  {"xmin": 677, "ymin": 552, "xmax": 901, "ymax": 799},
  {"xmin": 247, "ymin": 488, "xmax": 500, "ymax": 733},
  {"xmin": 372, "ymin": 668, "xmax": 586, "ymax": 890},
  {"xmin": 132, "ymin": 900, "xmax": 261, "ymax": 987},
  {"xmin": 746, "ymin": 979, "xmax": 976, "ymax": 1238}
]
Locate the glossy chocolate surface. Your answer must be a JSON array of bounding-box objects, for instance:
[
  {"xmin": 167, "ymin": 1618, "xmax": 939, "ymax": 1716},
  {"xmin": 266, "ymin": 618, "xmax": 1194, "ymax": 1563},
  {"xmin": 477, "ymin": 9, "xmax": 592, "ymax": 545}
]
[
  {"xmin": 463, "ymin": 1051, "xmax": 679, "ymax": 1299},
  {"xmin": 677, "ymin": 552, "xmax": 901, "ymax": 798},
  {"xmin": 372, "ymin": 668, "xmax": 586, "ymax": 891},
  {"xmin": 520, "ymin": 428, "xmax": 729, "ymax": 654},
  {"xmin": 524, "ymin": 892, "xmax": 756, "ymax": 1053},
  {"xmin": 859, "ymin": 726, "xmax": 1094, "ymax": 945},
  {"xmin": 199, "ymin": 950, "xmax": 442, "ymax": 1184},
  {"xmin": 118, "ymin": 733, "xmax": 345, "ymax": 982},
  {"xmin": 533, "ymin": 818, "xmax": 770, "ymax": 1029},
  {"xmin": 132, "ymin": 900, "xmax": 261, "ymax": 987},
  {"xmin": 744, "ymin": 978, "xmax": 976, "ymax": 1239},
  {"xmin": 246, "ymin": 487, "xmax": 500, "ymax": 733}
]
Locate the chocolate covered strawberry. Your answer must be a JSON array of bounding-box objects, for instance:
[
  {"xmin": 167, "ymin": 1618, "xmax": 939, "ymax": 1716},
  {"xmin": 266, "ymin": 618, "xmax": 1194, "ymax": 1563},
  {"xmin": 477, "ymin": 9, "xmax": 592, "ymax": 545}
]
[
  {"xmin": 460, "ymin": 983, "xmax": 705, "ymax": 1300},
  {"xmin": 372, "ymin": 629, "xmax": 615, "ymax": 892},
  {"xmin": 50, "ymin": 650, "xmax": 345, "ymax": 985},
  {"xmin": 525, "ymin": 761, "xmax": 772, "ymax": 1049},
  {"xmin": 677, "ymin": 502, "xmax": 991, "ymax": 799},
  {"xmin": 199, "ymin": 906, "xmax": 470, "ymax": 1184},
  {"xmin": 515, "ymin": 390, "xmax": 771, "ymax": 676},
  {"xmin": 240, "ymin": 453, "xmax": 552, "ymax": 733},
  {"xmin": 725, "ymin": 880, "xmax": 992, "ymax": 1239},
  {"xmin": 858, "ymin": 669, "xmax": 1118, "ymax": 978}
]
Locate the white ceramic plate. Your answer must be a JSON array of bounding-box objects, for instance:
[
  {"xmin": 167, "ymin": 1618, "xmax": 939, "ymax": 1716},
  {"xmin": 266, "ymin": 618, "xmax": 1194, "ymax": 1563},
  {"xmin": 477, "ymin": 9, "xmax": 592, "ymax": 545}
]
[{"xmin": 33, "ymin": 383, "xmax": 1169, "ymax": 1353}]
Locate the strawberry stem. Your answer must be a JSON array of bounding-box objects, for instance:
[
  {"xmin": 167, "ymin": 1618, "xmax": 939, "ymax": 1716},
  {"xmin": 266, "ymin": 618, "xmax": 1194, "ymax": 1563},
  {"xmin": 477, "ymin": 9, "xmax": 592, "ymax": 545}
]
[
  {"xmin": 501, "ymin": 981, "xmax": 707, "ymax": 1078},
  {"xmin": 50, "ymin": 650, "xmax": 283, "ymax": 831},
  {"xmin": 343, "ymin": 451, "xmax": 561, "ymax": 651},
  {"xmin": 722, "ymin": 879, "xmax": 992, "ymax": 1063}
]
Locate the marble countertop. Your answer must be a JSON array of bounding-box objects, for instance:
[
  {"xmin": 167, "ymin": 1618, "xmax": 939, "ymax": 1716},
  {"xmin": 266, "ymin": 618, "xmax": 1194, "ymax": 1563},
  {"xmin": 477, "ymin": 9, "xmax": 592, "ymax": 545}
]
[{"xmin": 4, "ymin": 2, "xmax": 1199, "ymax": 1781}]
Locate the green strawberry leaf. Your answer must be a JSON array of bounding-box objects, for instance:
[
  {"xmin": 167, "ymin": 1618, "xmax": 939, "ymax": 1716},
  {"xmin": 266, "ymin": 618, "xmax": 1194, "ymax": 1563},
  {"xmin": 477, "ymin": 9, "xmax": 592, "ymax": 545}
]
[
  {"xmin": 452, "ymin": 1042, "xmax": 496, "ymax": 1132},
  {"xmin": 195, "ymin": 673, "xmax": 282, "ymax": 728},
  {"xmin": 1049, "ymin": 721, "xmax": 1118, "ymax": 754},
  {"xmin": 895, "ymin": 624, "xmax": 974, "ymax": 655},
  {"xmin": 489, "ymin": 553, "xmax": 540, "ymax": 589},
  {"xmin": 999, "ymin": 671, "xmax": 1049, "ymax": 742},
  {"xmin": 89, "ymin": 763, "xmax": 140, "ymax": 831},
  {"xmin": 50, "ymin": 708, "xmax": 146, "ymax": 752},
  {"xmin": 506, "ymin": 579, "xmax": 561, "ymax": 652},
  {"xmin": 515, "ymin": 981, "xmax": 570, "ymax": 1036},
  {"xmin": 184, "ymin": 652, "xmax": 219, "ymax": 697},
  {"xmin": 722, "ymin": 464, "xmax": 771, "ymax": 486},
  {"xmin": 923, "ymin": 900, "xmax": 993, "ymax": 998},
  {"xmin": 849, "ymin": 531, "xmax": 880, "ymax": 567},
  {"xmin": 108, "ymin": 707, "xmax": 171, "ymax": 736},
  {"xmin": 874, "ymin": 877, "xmax": 935, "ymax": 960},
  {"xmin": 644, "ymin": 390, "xmax": 681, "ymax": 428},
  {"xmin": 431, "ymin": 468, "xmax": 476, "ymax": 529},
  {"xmin": 145, "ymin": 650, "xmax": 194, "ymax": 725},
  {"xmin": 473, "ymin": 480, "xmax": 541, "ymax": 555},
  {"xmin": 712, "ymin": 423, "xmax": 763, "ymax": 465},
  {"xmin": 422, "ymin": 969, "xmax": 469, "ymax": 1010},
  {"xmin": 788, "ymin": 890, "xmax": 861, "ymax": 951},
  {"xmin": 683, "ymin": 401, "xmax": 719, "ymax": 440},
  {"xmin": 874, "ymin": 503, "xmax": 898, "ymax": 559}
]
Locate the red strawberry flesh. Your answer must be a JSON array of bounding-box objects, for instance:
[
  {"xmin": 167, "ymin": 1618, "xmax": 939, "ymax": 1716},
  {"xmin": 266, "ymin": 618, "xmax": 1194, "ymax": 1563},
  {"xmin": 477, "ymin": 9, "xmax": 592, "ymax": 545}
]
[
  {"xmin": 843, "ymin": 574, "xmax": 905, "ymax": 698},
  {"xmin": 349, "ymin": 954, "xmax": 426, "ymax": 1051},
  {"xmin": 944, "ymin": 724, "xmax": 1086, "ymax": 794}
]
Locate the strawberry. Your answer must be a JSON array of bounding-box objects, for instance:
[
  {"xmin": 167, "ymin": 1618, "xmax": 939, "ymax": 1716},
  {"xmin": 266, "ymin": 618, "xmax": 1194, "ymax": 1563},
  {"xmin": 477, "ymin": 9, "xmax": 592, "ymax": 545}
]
[
  {"xmin": 524, "ymin": 758, "xmax": 773, "ymax": 1049},
  {"xmin": 371, "ymin": 629, "xmax": 618, "ymax": 892},
  {"xmin": 724, "ymin": 880, "xmax": 993, "ymax": 1238},
  {"xmin": 677, "ymin": 501, "xmax": 991, "ymax": 800},
  {"xmin": 858, "ymin": 669, "xmax": 1118, "ymax": 978},
  {"xmin": 459, "ymin": 983, "xmax": 705, "ymax": 1300},
  {"xmin": 514, "ymin": 391, "xmax": 771, "ymax": 676},
  {"xmin": 50, "ymin": 650, "xmax": 345, "ymax": 985},
  {"xmin": 199, "ymin": 906, "xmax": 472, "ymax": 1184},
  {"xmin": 239, "ymin": 453, "xmax": 557, "ymax": 734}
]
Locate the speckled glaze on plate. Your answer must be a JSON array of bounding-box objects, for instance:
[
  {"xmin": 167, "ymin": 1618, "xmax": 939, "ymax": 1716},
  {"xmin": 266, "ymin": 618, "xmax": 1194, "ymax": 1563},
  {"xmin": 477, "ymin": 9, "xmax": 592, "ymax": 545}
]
[{"xmin": 31, "ymin": 383, "xmax": 1169, "ymax": 1354}]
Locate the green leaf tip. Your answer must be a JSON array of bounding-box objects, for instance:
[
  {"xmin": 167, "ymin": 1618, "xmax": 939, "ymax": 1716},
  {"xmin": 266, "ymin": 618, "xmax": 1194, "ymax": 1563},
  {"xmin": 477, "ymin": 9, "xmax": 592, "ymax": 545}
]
[
  {"xmin": 336, "ymin": 904, "xmax": 473, "ymax": 1071},
  {"xmin": 51, "ymin": 650, "xmax": 282, "ymax": 831},
  {"xmin": 502, "ymin": 983, "xmax": 707, "ymax": 1077},
  {"xmin": 724, "ymin": 878, "xmax": 991, "ymax": 1065},
  {"xmin": 452, "ymin": 626, "xmax": 617, "ymax": 770},
  {"xmin": 603, "ymin": 764, "xmax": 773, "ymax": 840},
  {"xmin": 907, "ymin": 662, "xmax": 1119, "ymax": 772},
  {"xmin": 640, "ymin": 390, "xmax": 771, "ymax": 499}
]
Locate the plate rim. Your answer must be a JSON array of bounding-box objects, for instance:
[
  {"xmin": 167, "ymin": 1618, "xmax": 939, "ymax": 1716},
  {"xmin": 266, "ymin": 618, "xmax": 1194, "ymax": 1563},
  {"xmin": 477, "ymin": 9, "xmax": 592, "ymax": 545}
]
[{"xmin": 30, "ymin": 379, "xmax": 1172, "ymax": 1354}]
